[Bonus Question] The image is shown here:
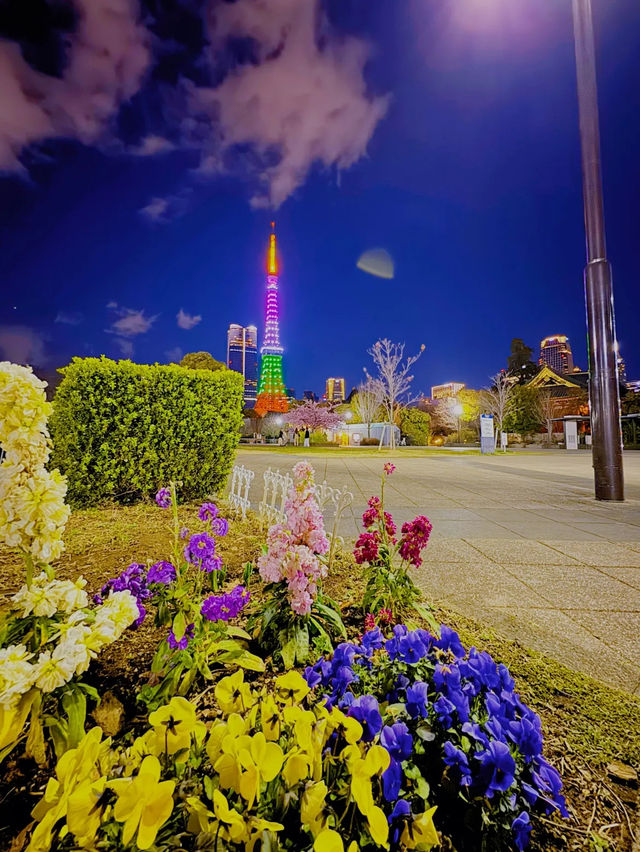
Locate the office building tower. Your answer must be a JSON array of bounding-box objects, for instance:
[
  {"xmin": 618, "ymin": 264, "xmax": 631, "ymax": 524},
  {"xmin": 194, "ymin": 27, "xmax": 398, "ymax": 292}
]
[
  {"xmin": 227, "ymin": 324, "xmax": 258, "ymax": 405},
  {"xmin": 539, "ymin": 335, "xmax": 574, "ymax": 375},
  {"xmin": 326, "ymin": 377, "xmax": 346, "ymax": 403}
]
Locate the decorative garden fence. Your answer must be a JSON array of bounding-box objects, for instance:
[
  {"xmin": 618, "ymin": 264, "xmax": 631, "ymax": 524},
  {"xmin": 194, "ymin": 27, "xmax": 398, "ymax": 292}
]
[
  {"xmin": 229, "ymin": 464, "xmax": 354, "ymax": 541},
  {"xmin": 228, "ymin": 464, "xmax": 255, "ymax": 518},
  {"xmin": 258, "ymin": 467, "xmax": 293, "ymax": 525}
]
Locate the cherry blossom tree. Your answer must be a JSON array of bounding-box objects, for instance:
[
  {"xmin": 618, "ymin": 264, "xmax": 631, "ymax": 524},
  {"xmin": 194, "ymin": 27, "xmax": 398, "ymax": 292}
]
[
  {"xmin": 366, "ymin": 339, "xmax": 425, "ymax": 449},
  {"xmin": 286, "ymin": 400, "xmax": 344, "ymax": 432}
]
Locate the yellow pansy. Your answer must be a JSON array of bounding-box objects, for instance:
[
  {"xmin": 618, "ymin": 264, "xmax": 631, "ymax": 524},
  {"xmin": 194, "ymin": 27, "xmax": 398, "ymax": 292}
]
[
  {"xmin": 215, "ymin": 669, "xmax": 256, "ymax": 715},
  {"xmin": 349, "ymin": 745, "xmax": 390, "ymax": 847},
  {"xmin": 186, "ymin": 796, "xmax": 214, "ymax": 834},
  {"xmin": 237, "ymin": 732, "xmax": 284, "ymax": 808},
  {"xmin": 300, "ymin": 780, "xmax": 328, "ymax": 837},
  {"xmin": 148, "ymin": 696, "xmax": 196, "ymax": 756},
  {"xmin": 261, "ymin": 694, "xmax": 280, "ymax": 741},
  {"xmin": 66, "ymin": 777, "xmax": 108, "ymax": 847},
  {"xmin": 274, "ymin": 671, "xmax": 310, "ymax": 705},
  {"xmin": 246, "ymin": 816, "xmax": 284, "ymax": 851},
  {"xmin": 328, "ymin": 707, "xmax": 363, "ymax": 745},
  {"xmin": 401, "ymin": 806, "xmax": 439, "ymax": 850},
  {"xmin": 211, "ymin": 789, "xmax": 247, "ymax": 844},
  {"xmin": 207, "ymin": 713, "xmax": 248, "ymax": 763},
  {"xmin": 314, "ymin": 830, "xmax": 360, "ymax": 852},
  {"xmin": 112, "ymin": 755, "xmax": 175, "ymax": 850},
  {"xmin": 0, "ymin": 688, "xmax": 36, "ymax": 754},
  {"xmin": 282, "ymin": 748, "xmax": 314, "ymax": 787},
  {"xmin": 29, "ymin": 728, "xmax": 106, "ymax": 852}
]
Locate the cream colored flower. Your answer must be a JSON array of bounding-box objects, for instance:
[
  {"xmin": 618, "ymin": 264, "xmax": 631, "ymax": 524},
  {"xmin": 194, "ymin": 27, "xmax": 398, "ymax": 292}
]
[
  {"xmin": 33, "ymin": 646, "xmax": 76, "ymax": 693},
  {"xmin": 49, "ymin": 578, "xmax": 89, "ymax": 614},
  {"xmin": 0, "ymin": 644, "xmax": 36, "ymax": 710}
]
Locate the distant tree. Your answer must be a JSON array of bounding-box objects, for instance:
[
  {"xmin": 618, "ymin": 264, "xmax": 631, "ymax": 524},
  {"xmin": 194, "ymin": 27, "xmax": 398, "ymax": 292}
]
[
  {"xmin": 536, "ymin": 389, "xmax": 559, "ymax": 444},
  {"xmin": 458, "ymin": 388, "xmax": 481, "ymax": 434},
  {"xmin": 507, "ymin": 338, "xmax": 538, "ymax": 384},
  {"xmin": 429, "ymin": 399, "xmax": 458, "ymax": 436},
  {"xmin": 286, "ymin": 400, "xmax": 343, "ymax": 432},
  {"xmin": 397, "ymin": 407, "xmax": 431, "ymax": 445},
  {"xmin": 242, "ymin": 406, "xmax": 261, "ymax": 435},
  {"xmin": 180, "ymin": 351, "xmax": 226, "ymax": 371},
  {"xmin": 481, "ymin": 372, "xmax": 515, "ymax": 445},
  {"xmin": 503, "ymin": 386, "xmax": 544, "ymax": 444},
  {"xmin": 353, "ymin": 379, "xmax": 384, "ymax": 438},
  {"xmin": 366, "ymin": 339, "xmax": 425, "ymax": 449}
]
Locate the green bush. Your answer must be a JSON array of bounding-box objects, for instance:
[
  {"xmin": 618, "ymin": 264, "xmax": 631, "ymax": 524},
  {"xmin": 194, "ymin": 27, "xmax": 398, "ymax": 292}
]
[
  {"xmin": 397, "ymin": 407, "xmax": 431, "ymax": 445},
  {"xmin": 50, "ymin": 357, "xmax": 243, "ymax": 506}
]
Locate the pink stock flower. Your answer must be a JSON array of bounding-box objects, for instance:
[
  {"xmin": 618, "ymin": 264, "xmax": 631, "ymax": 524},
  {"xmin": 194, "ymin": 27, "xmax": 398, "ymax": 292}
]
[
  {"xmin": 398, "ymin": 515, "xmax": 433, "ymax": 568},
  {"xmin": 354, "ymin": 531, "xmax": 381, "ymax": 565},
  {"xmin": 378, "ymin": 608, "xmax": 393, "ymax": 625},
  {"xmin": 362, "ymin": 507, "xmax": 379, "ymax": 528},
  {"xmin": 260, "ymin": 463, "xmax": 329, "ymax": 614},
  {"xmin": 364, "ymin": 613, "xmax": 376, "ymax": 630},
  {"xmin": 384, "ymin": 511, "xmax": 397, "ymax": 539},
  {"xmin": 384, "ymin": 462, "xmax": 396, "ymax": 475}
]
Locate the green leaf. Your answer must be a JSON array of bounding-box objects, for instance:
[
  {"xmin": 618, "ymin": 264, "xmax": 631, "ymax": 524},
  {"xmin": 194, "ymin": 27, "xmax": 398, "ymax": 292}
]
[
  {"xmin": 62, "ymin": 688, "xmax": 87, "ymax": 749},
  {"xmin": 294, "ymin": 623, "xmax": 309, "ymax": 664},
  {"xmin": 172, "ymin": 610, "xmax": 186, "ymax": 642}
]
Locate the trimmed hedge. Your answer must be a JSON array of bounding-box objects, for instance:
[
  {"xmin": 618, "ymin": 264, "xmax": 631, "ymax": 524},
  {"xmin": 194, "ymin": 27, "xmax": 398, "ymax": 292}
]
[{"xmin": 50, "ymin": 357, "xmax": 244, "ymax": 507}]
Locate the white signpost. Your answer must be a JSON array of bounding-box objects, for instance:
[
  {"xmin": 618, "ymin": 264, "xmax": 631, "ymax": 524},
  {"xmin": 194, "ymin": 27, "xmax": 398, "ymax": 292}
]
[
  {"xmin": 565, "ymin": 419, "xmax": 579, "ymax": 450},
  {"xmin": 480, "ymin": 414, "xmax": 494, "ymax": 454}
]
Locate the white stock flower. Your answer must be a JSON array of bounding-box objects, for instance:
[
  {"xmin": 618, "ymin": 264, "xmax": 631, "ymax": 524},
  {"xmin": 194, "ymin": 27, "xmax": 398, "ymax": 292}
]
[
  {"xmin": 56, "ymin": 625, "xmax": 94, "ymax": 676},
  {"xmin": 49, "ymin": 577, "xmax": 89, "ymax": 613},
  {"xmin": 11, "ymin": 575, "xmax": 57, "ymax": 618},
  {"xmin": 0, "ymin": 644, "xmax": 36, "ymax": 710},
  {"xmin": 33, "ymin": 645, "xmax": 76, "ymax": 693}
]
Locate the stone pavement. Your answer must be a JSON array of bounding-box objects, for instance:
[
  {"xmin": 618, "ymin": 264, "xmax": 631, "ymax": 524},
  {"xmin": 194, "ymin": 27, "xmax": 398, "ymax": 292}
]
[{"xmin": 235, "ymin": 448, "xmax": 640, "ymax": 694}]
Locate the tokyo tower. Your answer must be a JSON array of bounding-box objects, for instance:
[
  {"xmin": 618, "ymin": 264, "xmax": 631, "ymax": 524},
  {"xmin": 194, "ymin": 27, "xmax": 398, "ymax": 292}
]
[{"xmin": 255, "ymin": 223, "xmax": 289, "ymax": 416}]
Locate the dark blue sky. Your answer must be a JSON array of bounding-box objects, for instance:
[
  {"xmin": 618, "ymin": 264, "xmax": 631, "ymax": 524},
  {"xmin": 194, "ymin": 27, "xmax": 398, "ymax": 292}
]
[{"xmin": 1, "ymin": 0, "xmax": 638, "ymax": 397}]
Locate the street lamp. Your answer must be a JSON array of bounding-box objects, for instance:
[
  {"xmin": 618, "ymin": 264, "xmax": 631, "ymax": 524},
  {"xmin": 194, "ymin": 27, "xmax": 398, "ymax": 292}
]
[{"xmin": 572, "ymin": 0, "xmax": 623, "ymax": 500}]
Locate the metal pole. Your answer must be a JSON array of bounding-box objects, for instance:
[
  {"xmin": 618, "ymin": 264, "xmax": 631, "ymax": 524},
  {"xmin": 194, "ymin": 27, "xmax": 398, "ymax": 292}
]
[{"xmin": 572, "ymin": 0, "xmax": 624, "ymax": 500}]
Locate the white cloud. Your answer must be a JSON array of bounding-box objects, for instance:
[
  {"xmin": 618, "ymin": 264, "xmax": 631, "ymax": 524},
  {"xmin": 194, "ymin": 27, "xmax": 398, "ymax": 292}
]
[
  {"xmin": 194, "ymin": 0, "xmax": 390, "ymax": 208},
  {"xmin": 177, "ymin": 308, "xmax": 202, "ymax": 330},
  {"xmin": 138, "ymin": 191, "xmax": 191, "ymax": 224},
  {"xmin": 165, "ymin": 346, "xmax": 183, "ymax": 363},
  {"xmin": 0, "ymin": 326, "xmax": 46, "ymax": 365},
  {"xmin": 0, "ymin": 0, "xmax": 150, "ymax": 172},
  {"xmin": 106, "ymin": 305, "xmax": 157, "ymax": 337},
  {"xmin": 139, "ymin": 197, "xmax": 169, "ymax": 222},
  {"xmin": 131, "ymin": 135, "xmax": 174, "ymax": 156},
  {"xmin": 55, "ymin": 310, "xmax": 84, "ymax": 326},
  {"xmin": 114, "ymin": 338, "xmax": 134, "ymax": 358}
]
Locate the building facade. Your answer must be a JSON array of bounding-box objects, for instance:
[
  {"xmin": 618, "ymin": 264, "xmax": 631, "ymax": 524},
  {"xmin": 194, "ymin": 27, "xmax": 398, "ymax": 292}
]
[
  {"xmin": 227, "ymin": 324, "xmax": 258, "ymax": 405},
  {"xmin": 255, "ymin": 223, "xmax": 289, "ymax": 416},
  {"xmin": 325, "ymin": 377, "xmax": 346, "ymax": 403},
  {"xmin": 539, "ymin": 335, "xmax": 574, "ymax": 375},
  {"xmin": 431, "ymin": 382, "xmax": 465, "ymax": 400}
]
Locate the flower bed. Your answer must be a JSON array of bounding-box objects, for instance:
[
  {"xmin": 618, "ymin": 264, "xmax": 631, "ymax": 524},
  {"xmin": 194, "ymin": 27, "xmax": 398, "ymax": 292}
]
[{"xmin": 1, "ymin": 361, "xmax": 637, "ymax": 851}]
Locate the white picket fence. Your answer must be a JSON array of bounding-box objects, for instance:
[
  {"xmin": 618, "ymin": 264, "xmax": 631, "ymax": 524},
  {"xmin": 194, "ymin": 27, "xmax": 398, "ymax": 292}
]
[
  {"xmin": 227, "ymin": 464, "xmax": 255, "ymax": 518},
  {"xmin": 228, "ymin": 463, "xmax": 354, "ymax": 531}
]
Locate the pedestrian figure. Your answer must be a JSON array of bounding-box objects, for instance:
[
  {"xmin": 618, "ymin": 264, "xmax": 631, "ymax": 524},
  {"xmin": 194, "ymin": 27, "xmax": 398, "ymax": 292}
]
[
  {"xmin": 278, "ymin": 429, "xmax": 284, "ymax": 446},
  {"xmin": 294, "ymin": 427, "xmax": 300, "ymax": 446},
  {"xmin": 304, "ymin": 427, "xmax": 310, "ymax": 448}
]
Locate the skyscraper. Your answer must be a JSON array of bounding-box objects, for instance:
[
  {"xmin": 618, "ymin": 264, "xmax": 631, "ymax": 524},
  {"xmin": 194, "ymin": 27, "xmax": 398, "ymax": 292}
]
[
  {"xmin": 539, "ymin": 335, "xmax": 574, "ymax": 374},
  {"xmin": 227, "ymin": 324, "xmax": 258, "ymax": 405},
  {"xmin": 255, "ymin": 223, "xmax": 288, "ymax": 416},
  {"xmin": 326, "ymin": 377, "xmax": 346, "ymax": 403}
]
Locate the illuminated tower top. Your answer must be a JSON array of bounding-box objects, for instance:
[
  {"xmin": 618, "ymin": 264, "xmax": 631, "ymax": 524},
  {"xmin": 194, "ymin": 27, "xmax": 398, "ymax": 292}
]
[
  {"xmin": 255, "ymin": 222, "xmax": 288, "ymax": 416},
  {"xmin": 261, "ymin": 221, "xmax": 283, "ymax": 356}
]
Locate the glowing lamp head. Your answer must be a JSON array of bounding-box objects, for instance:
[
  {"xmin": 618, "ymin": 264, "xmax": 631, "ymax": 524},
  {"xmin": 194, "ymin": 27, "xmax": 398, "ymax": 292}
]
[{"xmin": 452, "ymin": 403, "xmax": 464, "ymax": 417}]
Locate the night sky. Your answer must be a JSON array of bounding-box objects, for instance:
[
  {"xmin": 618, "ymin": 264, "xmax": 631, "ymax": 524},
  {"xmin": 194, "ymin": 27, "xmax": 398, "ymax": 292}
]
[{"xmin": 1, "ymin": 0, "xmax": 639, "ymax": 398}]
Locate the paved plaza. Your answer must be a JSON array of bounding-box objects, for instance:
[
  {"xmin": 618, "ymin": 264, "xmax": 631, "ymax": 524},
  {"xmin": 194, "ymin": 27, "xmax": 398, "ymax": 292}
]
[{"xmin": 236, "ymin": 447, "xmax": 640, "ymax": 693}]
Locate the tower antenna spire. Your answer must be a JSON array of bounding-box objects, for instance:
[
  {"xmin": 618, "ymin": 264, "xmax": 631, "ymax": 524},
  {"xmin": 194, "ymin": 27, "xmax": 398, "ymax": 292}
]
[{"xmin": 255, "ymin": 224, "xmax": 288, "ymax": 417}]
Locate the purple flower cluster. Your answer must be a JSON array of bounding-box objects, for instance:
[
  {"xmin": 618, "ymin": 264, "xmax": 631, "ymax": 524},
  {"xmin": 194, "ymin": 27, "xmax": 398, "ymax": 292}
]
[
  {"xmin": 198, "ymin": 502, "xmax": 218, "ymax": 522},
  {"xmin": 94, "ymin": 563, "xmax": 150, "ymax": 627},
  {"xmin": 155, "ymin": 487, "xmax": 172, "ymax": 508},
  {"xmin": 167, "ymin": 622, "xmax": 195, "ymax": 650},
  {"xmin": 304, "ymin": 623, "xmax": 567, "ymax": 850},
  {"xmin": 184, "ymin": 532, "xmax": 222, "ymax": 573},
  {"xmin": 200, "ymin": 585, "xmax": 250, "ymax": 622},
  {"xmin": 147, "ymin": 561, "xmax": 176, "ymax": 585}
]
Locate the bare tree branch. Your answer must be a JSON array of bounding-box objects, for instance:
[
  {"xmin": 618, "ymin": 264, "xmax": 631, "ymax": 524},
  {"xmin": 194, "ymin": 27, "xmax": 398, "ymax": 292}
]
[{"xmin": 365, "ymin": 338, "xmax": 425, "ymax": 449}]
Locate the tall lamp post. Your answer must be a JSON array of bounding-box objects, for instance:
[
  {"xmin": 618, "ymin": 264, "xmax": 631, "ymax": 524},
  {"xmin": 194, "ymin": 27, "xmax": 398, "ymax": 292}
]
[{"xmin": 572, "ymin": 0, "xmax": 624, "ymax": 500}]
